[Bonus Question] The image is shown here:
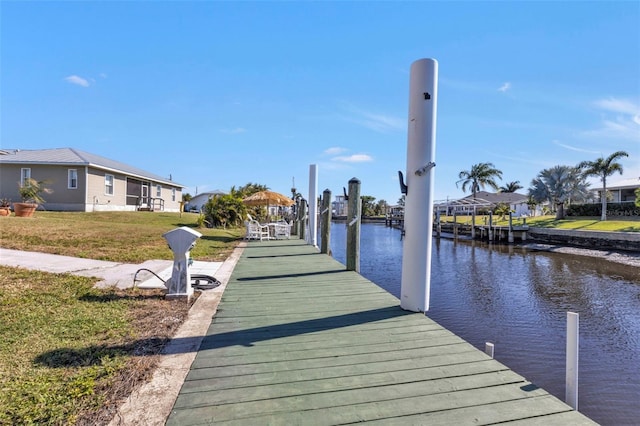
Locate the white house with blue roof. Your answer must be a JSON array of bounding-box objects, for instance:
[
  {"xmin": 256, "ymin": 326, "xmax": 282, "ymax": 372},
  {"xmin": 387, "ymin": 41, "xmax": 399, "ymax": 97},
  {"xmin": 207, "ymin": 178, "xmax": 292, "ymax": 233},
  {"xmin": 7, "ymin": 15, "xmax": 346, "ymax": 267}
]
[{"xmin": 0, "ymin": 148, "xmax": 184, "ymax": 212}]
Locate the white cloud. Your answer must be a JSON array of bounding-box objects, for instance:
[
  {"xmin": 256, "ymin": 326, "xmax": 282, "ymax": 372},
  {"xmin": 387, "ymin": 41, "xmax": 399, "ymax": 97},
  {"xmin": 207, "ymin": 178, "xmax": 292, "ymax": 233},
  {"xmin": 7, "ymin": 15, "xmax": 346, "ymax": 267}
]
[
  {"xmin": 64, "ymin": 75, "xmax": 90, "ymax": 87},
  {"xmin": 332, "ymin": 154, "xmax": 373, "ymax": 163},
  {"xmin": 219, "ymin": 127, "xmax": 247, "ymax": 134},
  {"xmin": 498, "ymin": 82, "xmax": 512, "ymax": 92},
  {"xmin": 582, "ymin": 97, "xmax": 640, "ymax": 142},
  {"xmin": 593, "ymin": 98, "xmax": 639, "ymax": 115},
  {"xmin": 324, "ymin": 147, "xmax": 347, "ymax": 155},
  {"xmin": 552, "ymin": 140, "xmax": 600, "ymax": 154}
]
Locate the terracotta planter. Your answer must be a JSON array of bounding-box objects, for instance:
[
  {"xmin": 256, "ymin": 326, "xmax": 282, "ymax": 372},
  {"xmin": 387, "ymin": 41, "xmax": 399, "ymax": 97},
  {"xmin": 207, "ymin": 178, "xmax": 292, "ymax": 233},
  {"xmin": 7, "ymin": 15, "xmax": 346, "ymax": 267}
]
[
  {"xmin": 13, "ymin": 202, "xmax": 37, "ymax": 217},
  {"xmin": 0, "ymin": 207, "xmax": 10, "ymax": 216}
]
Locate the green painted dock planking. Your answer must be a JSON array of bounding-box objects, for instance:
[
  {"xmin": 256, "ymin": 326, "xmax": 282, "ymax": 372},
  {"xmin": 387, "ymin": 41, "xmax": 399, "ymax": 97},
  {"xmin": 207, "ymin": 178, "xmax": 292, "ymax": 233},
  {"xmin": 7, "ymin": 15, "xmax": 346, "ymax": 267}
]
[{"xmin": 166, "ymin": 238, "xmax": 597, "ymax": 425}]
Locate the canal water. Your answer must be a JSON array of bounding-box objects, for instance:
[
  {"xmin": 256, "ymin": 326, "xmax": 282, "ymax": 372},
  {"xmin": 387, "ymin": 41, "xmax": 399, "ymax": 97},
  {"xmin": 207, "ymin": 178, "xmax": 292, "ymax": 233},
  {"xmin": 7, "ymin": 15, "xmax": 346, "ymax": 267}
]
[{"xmin": 326, "ymin": 222, "xmax": 640, "ymax": 425}]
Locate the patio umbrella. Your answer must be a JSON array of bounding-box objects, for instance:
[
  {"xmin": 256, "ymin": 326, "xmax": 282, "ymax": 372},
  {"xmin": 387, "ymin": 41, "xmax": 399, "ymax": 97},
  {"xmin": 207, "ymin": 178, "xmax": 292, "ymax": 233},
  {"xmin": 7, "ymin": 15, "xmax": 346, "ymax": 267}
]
[{"xmin": 242, "ymin": 190, "xmax": 295, "ymax": 207}]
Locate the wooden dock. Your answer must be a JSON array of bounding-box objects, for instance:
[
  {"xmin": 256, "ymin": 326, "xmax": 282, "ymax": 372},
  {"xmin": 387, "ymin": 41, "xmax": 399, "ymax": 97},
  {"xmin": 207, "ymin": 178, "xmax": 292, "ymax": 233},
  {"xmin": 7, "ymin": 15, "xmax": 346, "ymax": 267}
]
[{"xmin": 166, "ymin": 239, "xmax": 596, "ymax": 425}]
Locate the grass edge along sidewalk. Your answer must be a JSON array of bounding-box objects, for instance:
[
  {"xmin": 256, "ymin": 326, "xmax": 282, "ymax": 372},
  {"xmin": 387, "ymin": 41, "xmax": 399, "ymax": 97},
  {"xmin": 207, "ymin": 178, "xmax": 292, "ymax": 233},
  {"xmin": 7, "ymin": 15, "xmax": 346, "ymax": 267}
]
[
  {"xmin": 107, "ymin": 244, "xmax": 244, "ymax": 426},
  {"xmin": 165, "ymin": 239, "xmax": 597, "ymax": 425}
]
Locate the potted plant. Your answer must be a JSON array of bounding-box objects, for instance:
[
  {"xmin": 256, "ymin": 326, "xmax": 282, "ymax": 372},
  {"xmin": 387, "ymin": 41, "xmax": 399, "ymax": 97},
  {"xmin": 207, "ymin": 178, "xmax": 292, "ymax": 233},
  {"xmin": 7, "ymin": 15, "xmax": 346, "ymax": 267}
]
[
  {"xmin": 14, "ymin": 178, "xmax": 52, "ymax": 217},
  {"xmin": 0, "ymin": 198, "xmax": 11, "ymax": 216}
]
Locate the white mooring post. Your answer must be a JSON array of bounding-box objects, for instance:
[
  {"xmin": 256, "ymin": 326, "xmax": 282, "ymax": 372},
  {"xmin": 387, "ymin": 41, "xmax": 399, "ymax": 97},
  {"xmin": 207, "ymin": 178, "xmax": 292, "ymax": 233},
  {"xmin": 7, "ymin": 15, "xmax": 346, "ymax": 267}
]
[
  {"xmin": 400, "ymin": 58, "xmax": 438, "ymax": 313},
  {"xmin": 308, "ymin": 164, "xmax": 318, "ymax": 247},
  {"xmin": 485, "ymin": 342, "xmax": 495, "ymax": 358},
  {"xmin": 566, "ymin": 311, "xmax": 580, "ymax": 410}
]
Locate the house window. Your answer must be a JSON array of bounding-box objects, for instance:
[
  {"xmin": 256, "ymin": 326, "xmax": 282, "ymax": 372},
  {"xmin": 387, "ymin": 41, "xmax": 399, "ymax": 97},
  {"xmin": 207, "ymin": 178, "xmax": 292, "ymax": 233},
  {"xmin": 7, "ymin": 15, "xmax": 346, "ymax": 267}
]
[
  {"xmin": 68, "ymin": 169, "xmax": 78, "ymax": 189},
  {"xmin": 172, "ymin": 188, "xmax": 176, "ymax": 202},
  {"xmin": 20, "ymin": 168, "xmax": 31, "ymax": 186},
  {"xmin": 105, "ymin": 174, "xmax": 114, "ymax": 195},
  {"xmin": 156, "ymin": 184, "xmax": 162, "ymax": 197}
]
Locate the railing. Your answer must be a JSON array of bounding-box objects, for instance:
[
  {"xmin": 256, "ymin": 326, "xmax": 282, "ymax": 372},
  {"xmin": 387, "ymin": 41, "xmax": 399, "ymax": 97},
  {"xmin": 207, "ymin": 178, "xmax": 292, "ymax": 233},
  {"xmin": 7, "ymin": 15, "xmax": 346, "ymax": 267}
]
[{"xmin": 137, "ymin": 197, "xmax": 165, "ymax": 211}]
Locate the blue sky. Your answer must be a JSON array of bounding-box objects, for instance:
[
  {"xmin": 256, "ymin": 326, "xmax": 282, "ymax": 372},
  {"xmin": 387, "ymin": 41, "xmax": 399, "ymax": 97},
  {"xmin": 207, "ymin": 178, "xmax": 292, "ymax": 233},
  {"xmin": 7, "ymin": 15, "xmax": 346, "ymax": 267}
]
[{"xmin": 2, "ymin": 1, "xmax": 639, "ymax": 204}]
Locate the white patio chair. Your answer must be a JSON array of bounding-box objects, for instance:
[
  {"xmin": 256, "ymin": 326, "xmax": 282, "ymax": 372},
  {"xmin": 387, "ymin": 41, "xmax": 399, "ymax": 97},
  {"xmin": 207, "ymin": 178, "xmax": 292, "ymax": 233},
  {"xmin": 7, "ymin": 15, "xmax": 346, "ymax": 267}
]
[
  {"xmin": 273, "ymin": 220, "xmax": 292, "ymax": 239},
  {"xmin": 245, "ymin": 219, "xmax": 270, "ymax": 241}
]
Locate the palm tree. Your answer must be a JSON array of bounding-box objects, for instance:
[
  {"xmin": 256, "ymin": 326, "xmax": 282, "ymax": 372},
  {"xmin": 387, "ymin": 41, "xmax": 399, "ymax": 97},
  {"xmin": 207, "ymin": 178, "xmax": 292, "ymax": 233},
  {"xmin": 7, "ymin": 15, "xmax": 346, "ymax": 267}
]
[
  {"xmin": 528, "ymin": 165, "xmax": 592, "ymax": 220},
  {"xmin": 499, "ymin": 181, "xmax": 523, "ymax": 193},
  {"xmin": 577, "ymin": 151, "xmax": 629, "ymax": 221},
  {"xmin": 456, "ymin": 162, "xmax": 503, "ymax": 199}
]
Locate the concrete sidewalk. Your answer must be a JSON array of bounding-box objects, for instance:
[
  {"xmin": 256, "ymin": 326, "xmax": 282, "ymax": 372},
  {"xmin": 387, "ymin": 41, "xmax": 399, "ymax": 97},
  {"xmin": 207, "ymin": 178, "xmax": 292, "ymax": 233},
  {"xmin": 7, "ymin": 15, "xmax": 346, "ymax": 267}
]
[{"xmin": 0, "ymin": 247, "xmax": 222, "ymax": 289}]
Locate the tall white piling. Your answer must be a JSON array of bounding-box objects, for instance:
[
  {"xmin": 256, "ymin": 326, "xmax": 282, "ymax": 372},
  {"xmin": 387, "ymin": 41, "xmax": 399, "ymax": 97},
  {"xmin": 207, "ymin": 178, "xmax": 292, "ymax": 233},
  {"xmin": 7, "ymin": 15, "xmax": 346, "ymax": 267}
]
[
  {"xmin": 400, "ymin": 58, "xmax": 438, "ymax": 312},
  {"xmin": 566, "ymin": 311, "xmax": 580, "ymax": 410},
  {"xmin": 307, "ymin": 164, "xmax": 318, "ymax": 247}
]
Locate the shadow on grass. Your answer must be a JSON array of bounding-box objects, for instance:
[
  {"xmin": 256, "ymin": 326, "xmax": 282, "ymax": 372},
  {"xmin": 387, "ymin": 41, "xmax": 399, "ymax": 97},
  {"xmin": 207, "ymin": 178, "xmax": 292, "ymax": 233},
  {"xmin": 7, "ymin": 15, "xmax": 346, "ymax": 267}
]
[
  {"xmin": 34, "ymin": 338, "xmax": 169, "ymax": 368},
  {"xmin": 79, "ymin": 292, "xmax": 166, "ymax": 303},
  {"xmin": 620, "ymin": 226, "xmax": 640, "ymax": 232},
  {"xmin": 199, "ymin": 234, "xmax": 243, "ymax": 243}
]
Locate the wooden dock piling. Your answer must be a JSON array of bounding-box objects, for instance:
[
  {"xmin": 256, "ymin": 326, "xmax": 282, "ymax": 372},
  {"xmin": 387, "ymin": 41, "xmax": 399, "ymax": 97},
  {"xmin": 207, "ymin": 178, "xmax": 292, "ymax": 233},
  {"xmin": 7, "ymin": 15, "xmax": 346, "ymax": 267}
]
[{"xmin": 346, "ymin": 178, "xmax": 361, "ymax": 272}]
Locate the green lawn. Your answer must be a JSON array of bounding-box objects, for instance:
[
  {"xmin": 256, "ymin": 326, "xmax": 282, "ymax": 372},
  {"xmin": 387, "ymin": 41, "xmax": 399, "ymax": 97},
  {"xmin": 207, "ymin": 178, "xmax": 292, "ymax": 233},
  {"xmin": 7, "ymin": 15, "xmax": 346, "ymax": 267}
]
[
  {"xmin": 441, "ymin": 214, "xmax": 640, "ymax": 232},
  {"xmin": 0, "ymin": 211, "xmax": 245, "ymax": 262},
  {"xmin": 0, "ymin": 211, "xmax": 245, "ymax": 424}
]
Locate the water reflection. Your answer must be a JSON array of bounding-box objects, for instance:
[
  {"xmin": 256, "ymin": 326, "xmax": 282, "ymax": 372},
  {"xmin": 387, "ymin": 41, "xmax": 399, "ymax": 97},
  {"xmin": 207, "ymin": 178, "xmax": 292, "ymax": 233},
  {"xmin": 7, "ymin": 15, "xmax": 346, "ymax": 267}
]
[{"xmin": 326, "ymin": 222, "xmax": 640, "ymax": 425}]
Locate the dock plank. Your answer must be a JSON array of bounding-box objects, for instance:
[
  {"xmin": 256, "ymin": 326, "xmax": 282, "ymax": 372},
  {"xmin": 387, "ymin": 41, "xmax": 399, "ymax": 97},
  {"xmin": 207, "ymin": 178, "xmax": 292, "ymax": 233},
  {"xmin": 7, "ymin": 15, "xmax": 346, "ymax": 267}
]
[{"xmin": 166, "ymin": 239, "xmax": 596, "ymax": 425}]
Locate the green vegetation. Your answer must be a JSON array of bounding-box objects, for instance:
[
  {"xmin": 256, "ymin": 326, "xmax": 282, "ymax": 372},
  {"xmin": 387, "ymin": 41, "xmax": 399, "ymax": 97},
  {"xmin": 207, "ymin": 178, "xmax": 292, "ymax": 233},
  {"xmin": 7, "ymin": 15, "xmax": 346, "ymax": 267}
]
[
  {"xmin": 456, "ymin": 162, "xmax": 503, "ymax": 199},
  {"xmin": 0, "ymin": 211, "xmax": 244, "ymax": 262},
  {"xmin": 499, "ymin": 180, "xmax": 523, "ymax": 193},
  {"xmin": 518, "ymin": 216, "xmax": 640, "ymax": 232},
  {"xmin": 442, "ymin": 214, "xmax": 640, "ymax": 232},
  {"xmin": 0, "ymin": 211, "xmax": 245, "ymax": 424},
  {"xmin": 528, "ymin": 165, "xmax": 591, "ymax": 220},
  {"xmin": 17, "ymin": 178, "xmax": 52, "ymax": 204},
  {"xmin": 0, "ymin": 267, "xmax": 194, "ymax": 425},
  {"xmin": 577, "ymin": 151, "xmax": 629, "ymax": 221}
]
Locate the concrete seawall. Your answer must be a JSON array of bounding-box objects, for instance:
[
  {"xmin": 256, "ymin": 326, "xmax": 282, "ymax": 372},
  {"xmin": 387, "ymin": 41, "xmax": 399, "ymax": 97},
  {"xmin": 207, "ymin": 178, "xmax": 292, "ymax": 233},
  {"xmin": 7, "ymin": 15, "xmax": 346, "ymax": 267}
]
[{"xmin": 528, "ymin": 227, "xmax": 640, "ymax": 252}]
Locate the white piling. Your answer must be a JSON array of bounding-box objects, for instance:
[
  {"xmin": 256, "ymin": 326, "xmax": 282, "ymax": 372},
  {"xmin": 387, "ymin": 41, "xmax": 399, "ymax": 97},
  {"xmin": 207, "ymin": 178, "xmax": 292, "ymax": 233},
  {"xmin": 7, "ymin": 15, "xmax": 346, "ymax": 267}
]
[
  {"xmin": 307, "ymin": 164, "xmax": 318, "ymax": 247},
  {"xmin": 566, "ymin": 311, "xmax": 579, "ymax": 410},
  {"xmin": 400, "ymin": 58, "xmax": 438, "ymax": 313},
  {"xmin": 485, "ymin": 342, "xmax": 495, "ymax": 358}
]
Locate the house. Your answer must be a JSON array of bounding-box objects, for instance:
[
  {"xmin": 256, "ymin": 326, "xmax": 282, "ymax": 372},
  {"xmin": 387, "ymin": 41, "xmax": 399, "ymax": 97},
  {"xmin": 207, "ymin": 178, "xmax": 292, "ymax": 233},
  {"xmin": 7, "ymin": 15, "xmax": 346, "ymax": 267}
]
[
  {"xmin": 590, "ymin": 177, "xmax": 640, "ymax": 203},
  {"xmin": 332, "ymin": 195, "xmax": 348, "ymax": 217},
  {"xmin": 184, "ymin": 190, "xmax": 227, "ymax": 212},
  {"xmin": 0, "ymin": 148, "xmax": 184, "ymax": 212},
  {"xmin": 435, "ymin": 191, "xmax": 532, "ymax": 217}
]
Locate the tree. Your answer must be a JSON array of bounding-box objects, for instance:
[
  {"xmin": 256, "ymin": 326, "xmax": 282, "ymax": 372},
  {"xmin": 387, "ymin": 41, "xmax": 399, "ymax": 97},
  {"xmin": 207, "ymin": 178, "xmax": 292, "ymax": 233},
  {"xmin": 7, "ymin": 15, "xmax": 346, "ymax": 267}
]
[
  {"xmin": 374, "ymin": 199, "xmax": 389, "ymax": 216},
  {"xmin": 635, "ymin": 187, "xmax": 640, "ymax": 208},
  {"xmin": 577, "ymin": 151, "xmax": 629, "ymax": 221},
  {"xmin": 499, "ymin": 181, "xmax": 523, "ymax": 193},
  {"xmin": 493, "ymin": 202, "xmax": 511, "ymax": 220},
  {"xmin": 233, "ymin": 182, "xmax": 269, "ymax": 198},
  {"xmin": 203, "ymin": 193, "xmax": 247, "ymax": 229},
  {"xmin": 528, "ymin": 165, "xmax": 592, "ymax": 220},
  {"xmin": 361, "ymin": 195, "xmax": 376, "ymax": 217},
  {"xmin": 397, "ymin": 195, "xmax": 405, "ymax": 206},
  {"xmin": 456, "ymin": 162, "xmax": 503, "ymax": 199}
]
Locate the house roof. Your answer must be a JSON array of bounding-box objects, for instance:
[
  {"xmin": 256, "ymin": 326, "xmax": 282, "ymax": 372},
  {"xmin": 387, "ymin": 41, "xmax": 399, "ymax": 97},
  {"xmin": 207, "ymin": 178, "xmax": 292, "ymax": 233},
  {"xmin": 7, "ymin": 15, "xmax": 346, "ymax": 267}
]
[
  {"xmin": 0, "ymin": 148, "xmax": 183, "ymax": 187},
  {"xmin": 460, "ymin": 191, "xmax": 529, "ymax": 205},
  {"xmin": 192, "ymin": 190, "xmax": 227, "ymax": 198},
  {"xmin": 592, "ymin": 176, "xmax": 640, "ymax": 191}
]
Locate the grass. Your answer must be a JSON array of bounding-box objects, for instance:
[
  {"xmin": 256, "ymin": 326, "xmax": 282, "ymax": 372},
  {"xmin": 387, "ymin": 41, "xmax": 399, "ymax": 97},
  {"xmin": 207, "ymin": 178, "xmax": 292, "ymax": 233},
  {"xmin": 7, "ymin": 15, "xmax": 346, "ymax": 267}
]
[
  {"xmin": 0, "ymin": 211, "xmax": 245, "ymax": 262},
  {"xmin": 0, "ymin": 211, "xmax": 245, "ymax": 425},
  {"xmin": 442, "ymin": 214, "xmax": 640, "ymax": 232},
  {"xmin": 0, "ymin": 267, "xmax": 196, "ymax": 425}
]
